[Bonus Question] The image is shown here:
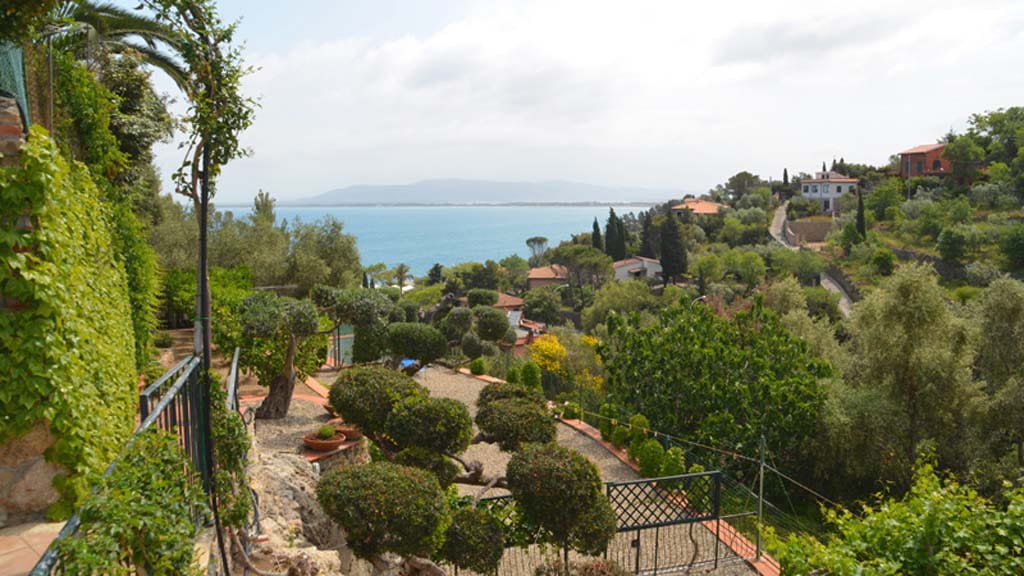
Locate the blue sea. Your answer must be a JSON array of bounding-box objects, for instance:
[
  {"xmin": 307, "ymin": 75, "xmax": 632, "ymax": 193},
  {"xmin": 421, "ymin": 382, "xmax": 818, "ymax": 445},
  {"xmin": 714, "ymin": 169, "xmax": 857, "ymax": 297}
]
[{"xmin": 223, "ymin": 205, "xmax": 651, "ymax": 276}]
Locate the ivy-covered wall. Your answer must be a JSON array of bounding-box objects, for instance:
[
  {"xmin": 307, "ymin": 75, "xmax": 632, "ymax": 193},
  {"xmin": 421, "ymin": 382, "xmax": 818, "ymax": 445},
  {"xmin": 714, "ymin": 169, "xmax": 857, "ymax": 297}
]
[{"xmin": 0, "ymin": 127, "xmax": 136, "ymax": 521}]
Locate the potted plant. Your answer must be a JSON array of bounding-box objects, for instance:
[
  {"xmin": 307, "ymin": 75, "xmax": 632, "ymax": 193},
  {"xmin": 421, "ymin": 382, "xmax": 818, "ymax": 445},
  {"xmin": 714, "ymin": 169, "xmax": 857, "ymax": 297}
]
[
  {"xmin": 303, "ymin": 424, "xmax": 347, "ymax": 452},
  {"xmin": 326, "ymin": 418, "xmax": 364, "ymax": 440}
]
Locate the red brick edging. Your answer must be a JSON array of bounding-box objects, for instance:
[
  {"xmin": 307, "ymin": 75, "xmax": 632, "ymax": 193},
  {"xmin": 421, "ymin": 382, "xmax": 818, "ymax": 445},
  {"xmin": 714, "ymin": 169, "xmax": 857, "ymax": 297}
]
[{"xmin": 560, "ymin": 418, "xmax": 781, "ymax": 576}]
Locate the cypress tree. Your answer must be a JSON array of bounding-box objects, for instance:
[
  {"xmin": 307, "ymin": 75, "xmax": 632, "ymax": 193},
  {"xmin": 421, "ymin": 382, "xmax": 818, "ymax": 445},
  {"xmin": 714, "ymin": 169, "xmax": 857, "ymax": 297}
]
[
  {"xmin": 659, "ymin": 215, "xmax": 686, "ymax": 284},
  {"xmin": 605, "ymin": 208, "xmax": 619, "ymax": 260},
  {"xmin": 783, "ymin": 168, "xmax": 789, "ymax": 187},
  {"xmin": 856, "ymin": 188, "xmax": 867, "ymax": 239},
  {"xmin": 614, "ymin": 215, "xmax": 628, "ymax": 260},
  {"xmin": 639, "ymin": 212, "xmax": 656, "ymax": 258},
  {"xmin": 822, "ymin": 161, "xmax": 827, "ymax": 172},
  {"xmin": 591, "ymin": 218, "xmax": 603, "ymax": 251},
  {"xmin": 830, "ymin": 158, "xmax": 838, "ymax": 171}
]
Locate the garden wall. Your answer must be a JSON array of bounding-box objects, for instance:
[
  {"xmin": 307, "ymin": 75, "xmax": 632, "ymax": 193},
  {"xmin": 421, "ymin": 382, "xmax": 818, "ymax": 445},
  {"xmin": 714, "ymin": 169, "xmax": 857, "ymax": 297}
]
[
  {"xmin": 890, "ymin": 247, "xmax": 966, "ymax": 281},
  {"xmin": 0, "ymin": 122, "xmax": 136, "ymax": 524},
  {"xmin": 786, "ymin": 219, "xmax": 835, "ymax": 244}
]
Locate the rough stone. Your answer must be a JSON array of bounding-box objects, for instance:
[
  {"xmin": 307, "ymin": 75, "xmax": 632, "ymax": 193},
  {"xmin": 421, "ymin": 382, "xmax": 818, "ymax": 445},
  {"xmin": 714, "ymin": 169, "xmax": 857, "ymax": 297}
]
[
  {"xmin": 0, "ymin": 421, "xmax": 62, "ymax": 525},
  {"xmin": 0, "ymin": 422, "xmax": 56, "ymax": 466}
]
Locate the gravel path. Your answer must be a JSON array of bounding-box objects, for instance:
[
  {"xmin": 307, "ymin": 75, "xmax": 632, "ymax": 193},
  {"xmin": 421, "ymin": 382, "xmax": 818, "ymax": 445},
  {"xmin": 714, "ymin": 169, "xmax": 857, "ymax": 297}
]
[{"xmin": 416, "ymin": 367, "xmax": 756, "ymax": 575}]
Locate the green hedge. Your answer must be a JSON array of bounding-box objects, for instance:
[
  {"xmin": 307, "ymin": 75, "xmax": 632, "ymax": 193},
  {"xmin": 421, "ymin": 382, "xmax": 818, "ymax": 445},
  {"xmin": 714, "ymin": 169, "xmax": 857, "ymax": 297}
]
[{"xmin": 1, "ymin": 128, "xmax": 137, "ymax": 516}]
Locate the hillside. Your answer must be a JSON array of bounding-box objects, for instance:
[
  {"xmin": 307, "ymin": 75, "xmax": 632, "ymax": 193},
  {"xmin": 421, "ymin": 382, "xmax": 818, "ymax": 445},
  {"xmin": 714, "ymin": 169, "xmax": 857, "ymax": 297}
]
[{"xmin": 292, "ymin": 179, "xmax": 674, "ymax": 206}]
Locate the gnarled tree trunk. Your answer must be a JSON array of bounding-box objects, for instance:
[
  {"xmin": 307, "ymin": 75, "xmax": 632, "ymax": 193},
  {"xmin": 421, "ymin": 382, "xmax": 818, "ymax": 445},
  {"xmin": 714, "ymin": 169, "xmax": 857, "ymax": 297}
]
[{"xmin": 256, "ymin": 335, "xmax": 298, "ymax": 419}]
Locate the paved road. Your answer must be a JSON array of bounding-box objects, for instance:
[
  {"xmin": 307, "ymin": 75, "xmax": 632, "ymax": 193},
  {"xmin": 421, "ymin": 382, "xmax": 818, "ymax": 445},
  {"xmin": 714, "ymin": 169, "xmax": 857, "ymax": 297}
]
[{"xmin": 770, "ymin": 203, "xmax": 853, "ymax": 318}]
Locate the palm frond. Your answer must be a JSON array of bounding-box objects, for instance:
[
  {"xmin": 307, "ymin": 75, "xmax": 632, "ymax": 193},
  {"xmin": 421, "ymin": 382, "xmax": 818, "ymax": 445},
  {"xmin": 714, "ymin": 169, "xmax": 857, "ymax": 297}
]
[{"xmin": 114, "ymin": 39, "xmax": 190, "ymax": 92}]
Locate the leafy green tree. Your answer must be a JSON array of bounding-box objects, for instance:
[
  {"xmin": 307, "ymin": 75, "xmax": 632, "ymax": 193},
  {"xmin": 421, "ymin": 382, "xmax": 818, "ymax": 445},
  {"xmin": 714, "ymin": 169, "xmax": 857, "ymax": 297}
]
[
  {"xmin": 856, "ymin": 188, "xmax": 867, "ymax": 239},
  {"xmin": 526, "ymin": 236, "xmax": 549, "ymax": 266},
  {"xmin": 943, "ymin": 134, "xmax": 986, "ymax": 186},
  {"xmin": 764, "ymin": 276, "xmax": 807, "ymax": 316},
  {"xmin": 692, "ymin": 253, "xmax": 723, "ymax": 295},
  {"xmin": 871, "ymin": 247, "xmax": 896, "ymax": 276},
  {"xmin": 865, "ymin": 178, "xmax": 905, "ymax": 220},
  {"xmin": 723, "ymin": 249, "xmax": 765, "ymax": 290},
  {"xmin": 591, "ymin": 218, "xmax": 603, "ymax": 252},
  {"xmin": 844, "ymin": 264, "xmax": 977, "ymax": 486},
  {"xmin": 659, "ymin": 215, "xmax": 686, "ymax": 284},
  {"xmin": 937, "ymin": 226, "xmax": 968, "ymax": 263},
  {"xmin": 638, "ymin": 211, "xmax": 657, "ymax": 258},
  {"xmin": 427, "ymin": 263, "xmax": 444, "ymax": 286},
  {"xmin": 604, "ymin": 208, "xmax": 623, "ymax": 260},
  {"xmin": 523, "ymin": 286, "xmax": 561, "ymax": 325},
  {"xmin": 1, "ymin": 0, "xmax": 58, "ymax": 42},
  {"xmin": 498, "ymin": 254, "xmax": 529, "ymax": 293},
  {"xmin": 1002, "ymin": 225, "xmax": 1024, "ymax": 270},
  {"xmin": 238, "ymin": 292, "xmax": 323, "ymax": 419},
  {"xmin": 386, "ymin": 323, "xmax": 447, "ymax": 369},
  {"xmin": 600, "ymin": 302, "xmax": 830, "ymax": 475},
  {"xmin": 582, "ymin": 280, "xmax": 659, "ymax": 332},
  {"xmin": 392, "ymin": 263, "xmax": 411, "ymax": 291},
  {"xmin": 551, "ymin": 244, "xmax": 614, "ymax": 309}
]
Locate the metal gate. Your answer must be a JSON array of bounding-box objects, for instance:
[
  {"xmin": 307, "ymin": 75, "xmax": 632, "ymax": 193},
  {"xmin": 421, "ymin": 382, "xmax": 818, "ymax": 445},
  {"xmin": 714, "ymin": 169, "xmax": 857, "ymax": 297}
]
[{"xmin": 604, "ymin": 471, "xmax": 732, "ymax": 574}]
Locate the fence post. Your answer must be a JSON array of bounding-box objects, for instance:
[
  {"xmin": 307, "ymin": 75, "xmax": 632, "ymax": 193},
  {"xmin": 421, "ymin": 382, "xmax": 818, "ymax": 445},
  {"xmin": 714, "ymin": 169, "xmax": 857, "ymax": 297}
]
[{"xmin": 756, "ymin": 435, "xmax": 765, "ymax": 560}]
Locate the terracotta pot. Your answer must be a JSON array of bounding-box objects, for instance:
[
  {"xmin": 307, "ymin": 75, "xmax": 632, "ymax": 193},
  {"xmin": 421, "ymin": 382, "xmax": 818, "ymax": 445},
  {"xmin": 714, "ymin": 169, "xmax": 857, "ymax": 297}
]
[
  {"xmin": 325, "ymin": 419, "xmax": 363, "ymax": 440},
  {"xmin": 303, "ymin": 431, "xmax": 347, "ymax": 452}
]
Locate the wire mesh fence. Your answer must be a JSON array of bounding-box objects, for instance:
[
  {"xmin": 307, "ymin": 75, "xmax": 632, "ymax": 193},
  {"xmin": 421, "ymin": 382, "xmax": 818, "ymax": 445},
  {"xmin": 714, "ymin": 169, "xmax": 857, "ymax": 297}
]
[{"xmin": 0, "ymin": 42, "xmax": 30, "ymax": 128}]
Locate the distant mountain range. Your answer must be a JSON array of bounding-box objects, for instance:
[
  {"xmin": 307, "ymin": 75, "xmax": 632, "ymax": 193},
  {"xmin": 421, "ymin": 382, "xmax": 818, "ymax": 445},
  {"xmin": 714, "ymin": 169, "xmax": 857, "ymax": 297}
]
[{"xmin": 288, "ymin": 179, "xmax": 678, "ymax": 206}]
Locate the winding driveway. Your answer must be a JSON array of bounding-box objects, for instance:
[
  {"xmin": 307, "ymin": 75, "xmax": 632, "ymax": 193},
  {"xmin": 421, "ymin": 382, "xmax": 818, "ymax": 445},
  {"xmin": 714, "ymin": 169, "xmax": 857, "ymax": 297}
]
[{"xmin": 770, "ymin": 202, "xmax": 852, "ymax": 318}]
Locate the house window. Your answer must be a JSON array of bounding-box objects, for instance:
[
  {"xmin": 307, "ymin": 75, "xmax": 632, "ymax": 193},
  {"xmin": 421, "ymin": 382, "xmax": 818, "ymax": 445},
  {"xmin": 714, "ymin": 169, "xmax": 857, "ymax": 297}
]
[
  {"xmin": 803, "ymin": 185, "xmax": 808, "ymax": 193},
  {"xmin": 823, "ymin": 199, "xmax": 831, "ymax": 211},
  {"xmin": 812, "ymin": 184, "xmax": 818, "ymax": 193},
  {"xmin": 836, "ymin": 185, "xmax": 842, "ymax": 193},
  {"xmin": 916, "ymin": 160, "xmax": 923, "ymax": 174},
  {"xmin": 932, "ymin": 159, "xmax": 941, "ymax": 171}
]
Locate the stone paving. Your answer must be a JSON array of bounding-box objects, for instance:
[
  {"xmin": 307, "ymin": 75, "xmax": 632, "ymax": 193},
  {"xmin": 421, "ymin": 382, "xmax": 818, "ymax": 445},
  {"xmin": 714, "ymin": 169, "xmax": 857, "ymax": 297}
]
[{"xmin": 0, "ymin": 522, "xmax": 63, "ymax": 576}]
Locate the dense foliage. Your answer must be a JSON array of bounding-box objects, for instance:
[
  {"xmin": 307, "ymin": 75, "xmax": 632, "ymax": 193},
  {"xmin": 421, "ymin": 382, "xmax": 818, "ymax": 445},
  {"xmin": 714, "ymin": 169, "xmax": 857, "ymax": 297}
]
[
  {"xmin": 56, "ymin": 431, "xmax": 207, "ymax": 575},
  {"xmin": 600, "ymin": 301, "xmax": 830, "ymax": 475},
  {"xmin": 438, "ymin": 507, "xmax": 506, "ymax": 573},
  {"xmin": 0, "ymin": 130, "xmax": 136, "ymax": 515}
]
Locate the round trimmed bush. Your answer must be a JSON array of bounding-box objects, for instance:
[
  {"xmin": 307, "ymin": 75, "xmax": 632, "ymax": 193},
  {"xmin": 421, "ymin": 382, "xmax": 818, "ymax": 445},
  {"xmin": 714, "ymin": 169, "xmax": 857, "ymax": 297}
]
[
  {"xmin": 507, "ymin": 444, "xmax": 606, "ymax": 548},
  {"xmin": 660, "ymin": 446, "xmax": 687, "ymax": 477},
  {"xmin": 442, "ymin": 307, "xmax": 474, "ymax": 341},
  {"xmin": 394, "ymin": 447, "xmax": 460, "ymax": 487},
  {"xmin": 476, "ymin": 397, "xmax": 555, "ymax": 451},
  {"xmin": 470, "ymin": 357, "xmax": 487, "ymax": 375},
  {"xmin": 628, "ymin": 414, "xmax": 650, "ymax": 443},
  {"xmin": 520, "ymin": 361, "xmax": 542, "ymax": 391},
  {"xmin": 566, "ymin": 496, "xmax": 617, "ymax": 556},
  {"xmin": 316, "ymin": 462, "xmax": 448, "ymax": 560},
  {"xmin": 506, "ymin": 366, "xmax": 520, "ymax": 384},
  {"xmin": 467, "ymin": 289, "xmax": 499, "ymax": 308},
  {"xmin": 636, "ymin": 438, "xmax": 665, "ymax": 478},
  {"xmin": 389, "ymin": 395, "xmax": 473, "ymax": 454},
  {"xmin": 386, "ymin": 322, "xmax": 447, "ymax": 366},
  {"xmin": 478, "ymin": 381, "xmax": 543, "ymax": 408},
  {"xmin": 328, "ymin": 367, "xmax": 425, "ymax": 436},
  {"xmin": 598, "ymin": 404, "xmax": 618, "ymax": 439},
  {"xmin": 476, "ymin": 306, "xmax": 510, "ymax": 341},
  {"xmin": 610, "ymin": 426, "xmax": 629, "ymax": 449},
  {"xmin": 438, "ymin": 507, "xmax": 505, "ymax": 573},
  {"xmin": 461, "ymin": 331, "xmax": 483, "ymax": 359}
]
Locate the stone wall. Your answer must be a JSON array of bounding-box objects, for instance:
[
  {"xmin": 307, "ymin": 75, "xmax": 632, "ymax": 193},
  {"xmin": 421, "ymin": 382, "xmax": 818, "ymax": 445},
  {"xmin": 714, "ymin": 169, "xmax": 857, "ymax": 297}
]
[
  {"xmin": 786, "ymin": 219, "xmax": 835, "ymax": 244},
  {"xmin": 0, "ymin": 422, "xmax": 63, "ymax": 527},
  {"xmin": 0, "ymin": 95, "xmax": 25, "ymax": 167}
]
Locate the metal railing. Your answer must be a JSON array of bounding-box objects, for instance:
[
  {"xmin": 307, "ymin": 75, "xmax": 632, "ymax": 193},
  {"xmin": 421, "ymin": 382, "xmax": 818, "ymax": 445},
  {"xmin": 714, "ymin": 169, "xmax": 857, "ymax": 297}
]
[{"xmin": 30, "ymin": 349, "xmax": 244, "ymax": 575}]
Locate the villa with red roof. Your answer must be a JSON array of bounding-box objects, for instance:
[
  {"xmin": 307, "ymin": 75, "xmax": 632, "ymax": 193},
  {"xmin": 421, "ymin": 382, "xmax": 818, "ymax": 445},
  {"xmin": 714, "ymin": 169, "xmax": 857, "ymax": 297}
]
[
  {"xmin": 526, "ymin": 264, "xmax": 568, "ymax": 290},
  {"xmin": 898, "ymin": 143, "xmax": 951, "ymax": 178},
  {"xmin": 671, "ymin": 198, "xmax": 726, "ymax": 216},
  {"xmin": 800, "ymin": 170, "xmax": 858, "ymax": 214}
]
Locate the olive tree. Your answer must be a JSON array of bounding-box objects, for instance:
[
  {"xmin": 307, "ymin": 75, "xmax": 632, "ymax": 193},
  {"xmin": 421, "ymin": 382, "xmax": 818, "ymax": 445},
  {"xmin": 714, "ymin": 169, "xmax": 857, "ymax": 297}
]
[
  {"xmin": 238, "ymin": 291, "xmax": 323, "ymax": 419},
  {"xmin": 321, "ymin": 367, "xmax": 613, "ymax": 575}
]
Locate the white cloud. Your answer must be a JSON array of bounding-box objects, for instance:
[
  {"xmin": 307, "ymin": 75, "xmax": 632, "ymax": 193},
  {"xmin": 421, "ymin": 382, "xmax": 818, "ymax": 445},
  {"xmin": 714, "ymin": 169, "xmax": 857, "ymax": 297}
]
[{"xmin": 153, "ymin": 0, "xmax": 1024, "ymax": 203}]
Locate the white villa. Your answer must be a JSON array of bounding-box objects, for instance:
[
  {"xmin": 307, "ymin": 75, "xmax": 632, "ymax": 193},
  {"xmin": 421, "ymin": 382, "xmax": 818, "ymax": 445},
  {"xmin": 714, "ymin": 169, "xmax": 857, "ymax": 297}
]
[
  {"xmin": 613, "ymin": 256, "xmax": 662, "ymax": 281},
  {"xmin": 800, "ymin": 170, "xmax": 858, "ymax": 214}
]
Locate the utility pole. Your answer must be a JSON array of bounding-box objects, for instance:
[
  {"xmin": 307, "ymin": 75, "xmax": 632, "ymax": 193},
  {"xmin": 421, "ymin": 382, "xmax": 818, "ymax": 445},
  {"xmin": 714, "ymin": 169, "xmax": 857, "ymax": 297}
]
[{"xmin": 756, "ymin": 435, "xmax": 765, "ymax": 560}]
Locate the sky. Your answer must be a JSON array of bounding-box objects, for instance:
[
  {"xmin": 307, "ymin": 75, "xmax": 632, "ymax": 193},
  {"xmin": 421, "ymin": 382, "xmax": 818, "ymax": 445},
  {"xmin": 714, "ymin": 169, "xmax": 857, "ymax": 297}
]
[{"xmin": 144, "ymin": 0, "xmax": 1024, "ymax": 205}]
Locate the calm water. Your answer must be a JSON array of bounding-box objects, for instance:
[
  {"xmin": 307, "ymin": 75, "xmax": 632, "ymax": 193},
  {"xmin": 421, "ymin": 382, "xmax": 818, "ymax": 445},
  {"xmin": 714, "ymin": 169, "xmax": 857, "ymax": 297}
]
[{"xmin": 224, "ymin": 205, "xmax": 650, "ymax": 276}]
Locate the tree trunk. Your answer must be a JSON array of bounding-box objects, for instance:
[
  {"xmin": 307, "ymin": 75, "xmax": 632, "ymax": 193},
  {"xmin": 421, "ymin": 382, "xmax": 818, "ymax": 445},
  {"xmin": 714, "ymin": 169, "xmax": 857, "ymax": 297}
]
[{"xmin": 256, "ymin": 336, "xmax": 298, "ymax": 419}]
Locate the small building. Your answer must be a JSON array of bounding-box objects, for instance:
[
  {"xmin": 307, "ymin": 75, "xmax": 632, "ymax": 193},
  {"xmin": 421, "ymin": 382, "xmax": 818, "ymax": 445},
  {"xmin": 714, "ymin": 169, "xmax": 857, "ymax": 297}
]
[
  {"xmin": 612, "ymin": 256, "xmax": 662, "ymax": 281},
  {"xmin": 671, "ymin": 198, "xmax": 726, "ymax": 216},
  {"xmin": 898, "ymin": 143, "xmax": 950, "ymax": 178},
  {"xmin": 457, "ymin": 292, "xmax": 524, "ymax": 311},
  {"xmin": 800, "ymin": 170, "xmax": 857, "ymax": 214},
  {"xmin": 527, "ymin": 264, "xmax": 568, "ymax": 291}
]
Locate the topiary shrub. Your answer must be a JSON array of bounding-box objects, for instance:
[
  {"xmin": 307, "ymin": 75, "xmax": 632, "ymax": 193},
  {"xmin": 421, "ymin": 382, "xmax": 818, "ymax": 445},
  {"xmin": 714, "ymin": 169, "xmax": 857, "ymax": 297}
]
[
  {"xmin": 506, "ymin": 366, "xmax": 520, "ymax": 384},
  {"xmin": 636, "ymin": 438, "xmax": 665, "ymax": 478},
  {"xmin": 476, "ymin": 397, "xmax": 555, "ymax": 451},
  {"xmin": 386, "ymin": 322, "xmax": 447, "ymax": 366},
  {"xmin": 610, "ymin": 426, "xmax": 630, "ymax": 449},
  {"xmin": 475, "ymin": 306, "xmax": 510, "ymax": 342},
  {"xmin": 477, "ymin": 381, "xmax": 544, "ymax": 407},
  {"xmin": 628, "ymin": 414, "xmax": 650, "ymax": 444},
  {"xmin": 442, "ymin": 307, "xmax": 474, "ymax": 341},
  {"xmin": 467, "ymin": 289, "xmax": 499, "ymax": 308},
  {"xmin": 389, "ymin": 395, "xmax": 473, "ymax": 454},
  {"xmin": 520, "ymin": 360, "xmax": 542, "ymax": 391},
  {"xmin": 660, "ymin": 446, "xmax": 687, "ymax": 477},
  {"xmin": 394, "ymin": 447, "xmax": 459, "ymax": 487},
  {"xmin": 318, "ymin": 425, "xmax": 336, "ymax": 439},
  {"xmin": 317, "ymin": 462, "xmax": 448, "ymax": 560},
  {"xmin": 871, "ymin": 247, "xmax": 896, "ymax": 276},
  {"xmin": 328, "ymin": 366, "xmax": 426, "ymax": 436},
  {"xmin": 470, "ymin": 357, "xmax": 487, "ymax": 375},
  {"xmin": 438, "ymin": 506, "xmax": 505, "ymax": 573},
  {"xmin": 461, "ymin": 330, "xmax": 483, "ymax": 359},
  {"xmin": 507, "ymin": 443, "xmax": 615, "ymax": 556},
  {"xmin": 562, "ymin": 401, "xmax": 581, "ymax": 420}
]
